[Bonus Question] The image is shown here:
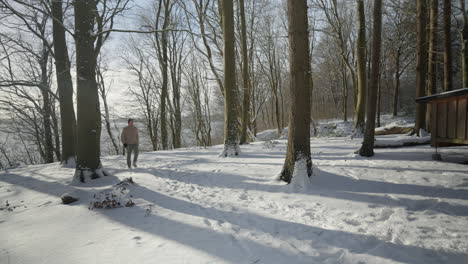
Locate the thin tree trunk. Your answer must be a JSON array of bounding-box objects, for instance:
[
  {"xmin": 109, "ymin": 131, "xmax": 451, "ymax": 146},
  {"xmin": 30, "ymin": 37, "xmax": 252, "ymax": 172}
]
[
  {"xmin": 377, "ymin": 73, "xmax": 381, "ymax": 127},
  {"xmin": 51, "ymin": 0, "xmax": 76, "ymax": 165},
  {"xmin": 443, "ymin": 0, "xmax": 453, "ymax": 91},
  {"xmin": 221, "ymin": 0, "xmax": 240, "ymax": 156},
  {"xmin": 160, "ymin": 2, "xmax": 170, "ymax": 150},
  {"xmin": 51, "ymin": 105, "xmax": 61, "ymax": 160},
  {"xmin": 393, "ymin": 49, "xmax": 401, "ymax": 117},
  {"xmin": 341, "ymin": 63, "xmax": 348, "ymax": 122},
  {"xmin": 427, "ymin": 0, "xmax": 438, "ymax": 130},
  {"xmin": 355, "ymin": 0, "xmax": 367, "ymax": 134},
  {"xmin": 239, "ymin": 0, "xmax": 251, "ymax": 144},
  {"xmin": 40, "ymin": 42, "xmax": 54, "ymax": 163},
  {"xmin": 279, "ymin": 0, "xmax": 312, "ymax": 183},
  {"xmin": 415, "ymin": 0, "xmax": 428, "ymax": 135},
  {"xmin": 460, "ymin": 0, "xmax": 468, "ymax": 87},
  {"xmin": 359, "ymin": 0, "xmax": 382, "ymax": 157}
]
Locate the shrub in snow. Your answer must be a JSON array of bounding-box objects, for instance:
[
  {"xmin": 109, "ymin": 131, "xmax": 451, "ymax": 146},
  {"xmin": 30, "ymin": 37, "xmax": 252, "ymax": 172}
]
[{"xmin": 88, "ymin": 178, "xmax": 135, "ymax": 209}]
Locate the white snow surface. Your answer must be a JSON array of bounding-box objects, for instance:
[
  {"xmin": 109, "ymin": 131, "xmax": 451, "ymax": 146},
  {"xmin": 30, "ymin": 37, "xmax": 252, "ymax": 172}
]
[{"xmin": 1, "ymin": 137, "xmax": 468, "ymax": 264}]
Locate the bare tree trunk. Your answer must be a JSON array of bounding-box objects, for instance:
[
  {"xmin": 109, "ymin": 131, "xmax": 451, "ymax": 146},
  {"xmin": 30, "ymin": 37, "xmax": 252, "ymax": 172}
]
[
  {"xmin": 170, "ymin": 65, "xmax": 182, "ymax": 149},
  {"xmin": 239, "ymin": 0, "xmax": 251, "ymax": 144},
  {"xmin": 359, "ymin": 0, "xmax": 382, "ymax": 157},
  {"xmin": 279, "ymin": 0, "xmax": 312, "ymax": 183},
  {"xmin": 427, "ymin": 0, "xmax": 438, "ymax": 130},
  {"xmin": 415, "ymin": 0, "xmax": 428, "ymax": 135},
  {"xmin": 393, "ymin": 49, "xmax": 401, "ymax": 117},
  {"xmin": 74, "ymin": 0, "xmax": 103, "ymax": 181},
  {"xmin": 355, "ymin": 0, "xmax": 367, "ymax": 134},
  {"xmin": 159, "ymin": 1, "xmax": 170, "ymax": 150},
  {"xmin": 51, "ymin": 0, "xmax": 76, "ymax": 165},
  {"xmin": 341, "ymin": 62, "xmax": 348, "ymax": 121},
  {"xmin": 461, "ymin": 0, "xmax": 468, "ymax": 87},
  {"xmin": 443, "ymin": 0, "xmax": 453, "ymax": 91},
  {"xmin": 51, "ymin": 104, "xmax": 61, "ymax": 160},
  {"xmin": 377, "ymin": 72, "xmax": 381, "ymax": 128},
  {"xmin": 40, "ymin": 41, "xmax": 54, "ymax": 163},
  {"xmin": 220, "ymin": 0, "xmax": 240, "ymax": 156}
]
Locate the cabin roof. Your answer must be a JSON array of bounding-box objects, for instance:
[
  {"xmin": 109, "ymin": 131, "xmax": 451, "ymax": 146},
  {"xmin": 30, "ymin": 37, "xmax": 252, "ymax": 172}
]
[{"xmin": 416, "ymin": 88, "xmax": 468, "ymax": 103}]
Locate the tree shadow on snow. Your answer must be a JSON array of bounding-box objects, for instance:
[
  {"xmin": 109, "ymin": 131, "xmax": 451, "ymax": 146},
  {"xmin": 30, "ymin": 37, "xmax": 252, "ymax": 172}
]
[{"xmin": 2, "ymin": 172, "xmax": 466, "ymax": 263}]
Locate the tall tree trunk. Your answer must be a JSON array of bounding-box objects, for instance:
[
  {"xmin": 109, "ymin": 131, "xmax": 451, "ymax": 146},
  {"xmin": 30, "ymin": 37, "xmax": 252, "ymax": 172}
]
[
  {"xmin": 415, "ymin": 0, "xmax": 428, "ymax": 135},
  {"xmin": 40, "ymin": 42, "xmax": 54, "ymax": 163},
  {"xmin": 51, "ymin": 0, "xmax": 76, "ymax": 165},
  {"xmin": 51, "ymin": 105, "xmax": 61, "ymax": 160},
  {"xmin": 355, "ymin": 0, "xmax": 367, "ymax": 134},
  {"xmin": 359, "ymin": 0, "xmax": 382, "ymax": 157},
  {"xmin": 239, "ymin": 0, "xmax": 251, "ymax": 144},
  {"xmin": 393, "ymin": 49, "xmax": 401, "ymax": 117},
  {"xmin": 160, "ymin": 3, "xmax": 170, "ymax": 150},
  {"xmin": 341, "ymin": 63, "xmax": 348, "ymax": 122},
  {"xmin": 279, "ymin": 0, "xmax": 312, "ymax": 183},
  {"xmin": 220, "ymin": 0, "xmax": 240, "ymax": 156},
  {"xmin": 74, "ymin": 0, "xmax": 103, "ymax": 181},
  {"xmin": 460, "ymin": 0, "xmax": 468, "ymax": 87},
  {"xmin": 443, "ymin": 0, "xmax": 453, "ymax": 91},
  {"xmin": 427, "ymin": 0, "xmax": 438, "ymax": 130},
  {"xmin": 170, "ymin": 62, "xmax": 182, "ymax": 149},
  {"xmin": 377, "ymin": 73, "xmax": 381, "ymax": 128}
]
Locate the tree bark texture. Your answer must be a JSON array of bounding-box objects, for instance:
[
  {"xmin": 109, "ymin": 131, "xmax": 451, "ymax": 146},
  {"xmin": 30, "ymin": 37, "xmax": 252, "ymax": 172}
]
[
  {"xmin": 393, "ymin": 48, "xmax": 401, "ymax": 117},
  {"xmin": 239, "ymin": 0, "xmax": 251, "ymax": 145},
  {"xmin": 279, "ymin": 0, "xmax": 312, "ymax": 183},
  {"xmin": 359, "ymin": 0, "xmax": 382, "ymax": 157},
  {"xmin": 221, "ymin": 0, "xmax": 240, "ymax": 156},
  {"xmin": 443, "ymin": 0, "xmax": 453, "ymax": 91},
  {"xmin": 75, "ymin": 0, "xmax": 102, "ymax": 178},
  {"xmin": 415, "ymin": 0, "xmax": 428, "ymax": 135},
  {"xmin": 460, "ymin": 0, "xmax": 468, "ymax": 87},
  {"xmin": 158, "ymin": 0, "xmax": 170, "ymax": 150},
  {"xmin": 355, "ymin": 0, "xmax": 367, "ymax": 133},
  {"xmin": 52, "ymin": 0, "xmax": 76, "ymax": 164},
  {"xmin": 427, "ymin": 0, "xmax": 438, "ymax": 130},
  {"xmin": 40, "ymin": 39, "xmax": 54, "ymax": 163}
]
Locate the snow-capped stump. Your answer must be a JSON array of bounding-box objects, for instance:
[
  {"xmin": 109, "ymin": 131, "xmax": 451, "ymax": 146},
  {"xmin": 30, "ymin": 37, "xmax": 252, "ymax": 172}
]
[
  {"xmin": 61, "ymin": 194, "xmax": 79, "ymax": 205},
  {"xmin": 89, "ymin": 177, "xmax": 135, "ymax": 210}
]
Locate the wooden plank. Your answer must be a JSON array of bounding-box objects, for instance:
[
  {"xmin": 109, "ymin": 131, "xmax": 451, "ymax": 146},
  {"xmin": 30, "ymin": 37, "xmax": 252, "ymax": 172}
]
[
  {"xmin": 448, "ymin": 100, "xmax": 457, "ymax": 139},
  {"xmin": 435, "ymin": 138, "xmax": 468, "ymax": 144},
  {"xmin": 458, "ymin": 98, "xmax": 467, "ymax": 140},
  {"xmin": 437, "ymin": 102, "xmax": 447, "ymax": 138}
]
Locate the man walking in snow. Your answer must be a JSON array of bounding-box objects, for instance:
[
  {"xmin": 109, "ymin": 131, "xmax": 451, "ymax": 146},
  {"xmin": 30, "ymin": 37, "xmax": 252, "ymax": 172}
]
[{"xmin": 121, "ymin": 118, "xmax": 139, "ymax": 168}]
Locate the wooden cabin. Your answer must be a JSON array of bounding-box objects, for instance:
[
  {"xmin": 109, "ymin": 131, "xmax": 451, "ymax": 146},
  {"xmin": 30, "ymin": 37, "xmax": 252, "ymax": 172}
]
[{"xmin": 416, "ymin": 88, "xmax": 468, "ymax": 148}]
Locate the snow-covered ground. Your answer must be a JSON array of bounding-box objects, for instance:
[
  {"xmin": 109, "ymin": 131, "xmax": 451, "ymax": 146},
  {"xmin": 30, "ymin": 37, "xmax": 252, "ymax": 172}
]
[{"xmin": 1, "ymin": 134, "xmax": 468, "ymax": 263}]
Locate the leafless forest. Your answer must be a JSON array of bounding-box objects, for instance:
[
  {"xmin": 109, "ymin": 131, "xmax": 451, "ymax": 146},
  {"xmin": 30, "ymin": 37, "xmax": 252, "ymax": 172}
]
[{"xmin": 0, "ymin": 0, "xmax": 465, "ymax": 175}]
